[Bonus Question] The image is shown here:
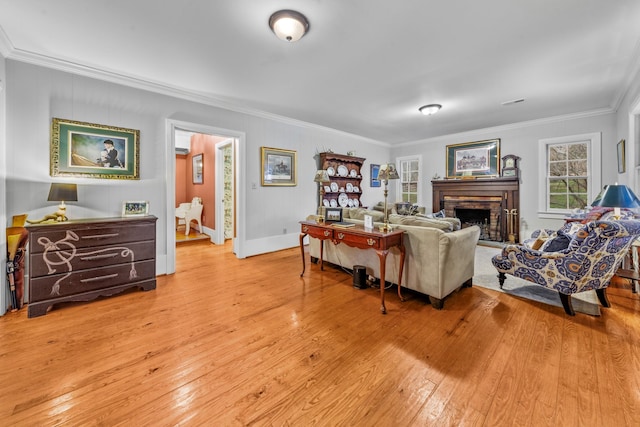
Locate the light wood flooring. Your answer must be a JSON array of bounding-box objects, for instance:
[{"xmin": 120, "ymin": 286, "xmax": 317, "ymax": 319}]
[{"xmin": 1, "ymin": 241, "xmax": 639, "ymax": 426}]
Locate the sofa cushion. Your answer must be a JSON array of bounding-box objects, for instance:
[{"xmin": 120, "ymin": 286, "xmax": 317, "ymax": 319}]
[
  {"xmin": 389, "ymin": 214, "xmax": 453, "ymax": 231},
  {"xmin": 348, "ymin": 208, "xmax": 385, "ymax": 222}
]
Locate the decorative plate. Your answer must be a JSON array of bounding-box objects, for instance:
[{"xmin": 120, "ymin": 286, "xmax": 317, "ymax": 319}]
[
  {"xmin": 338, "ymin": 192, "xmax": 349, "ymax": 207},
  {"xmin": 353, "ymin": 186, "xmax": 359, "ymax": 193},
  {"xmin": 346, "ymin": 183, "xmax": 354, "ymax": 193},
  {"xmin": 337, "ymin": 165, "xmax": 348, "ymax": 177},
  {"xmin": 330, "ymin": 182, "xmax": 339, "ymax": 192},
  {"xmin": 349, "ymin": 168, "xmax": 357, "ymax": 178},
  {"xmin": 323, "ymin": 199, "xmax": 330, "ymax": 207},
  {"xmin": 326, "ymin": 167, "xmax": 335, "ymax": 176},
  {"xmin": 348, "ymin": 199, "xmax": 354, "ymax": 207},
  {"xmin": 330, "ymin": 199, "xmax": 338, "ymax": 208},
  {"xmin": 324, "ymin": 185, "xmax": 331, "ymax": 193},
  {"xmin": 353, "ymin": 199, "xmax": 360, "ymax": 207}
]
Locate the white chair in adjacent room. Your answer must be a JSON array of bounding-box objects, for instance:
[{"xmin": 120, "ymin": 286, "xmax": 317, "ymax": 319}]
[{"xmin": 175, "ymin": 197, "xmax": 203, "ymax": 236}]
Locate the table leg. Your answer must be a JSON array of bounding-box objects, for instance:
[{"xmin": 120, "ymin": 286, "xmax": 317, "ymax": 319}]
[
  {"xmin": 320, "ymin": 239, "xmax": 324, "ymax": 271},
  {"xmin": 376, "ymin": 249, "xmax": 389, "ymax": 314},
  {"xmin": 299, "ymin": 233, "xmax": 307, "ymax": 277},
  {"xmin": 397, "ymin": 244, "xmax": 406, "ymax": 302}
]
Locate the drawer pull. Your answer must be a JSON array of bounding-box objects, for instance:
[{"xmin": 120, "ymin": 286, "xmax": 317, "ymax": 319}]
[
  {"xmin": 338, "ymin": 233, "xmax": 345, "ymax": 240},
  {"xmin": 82, "ymin": 233, "xmax": 119, "ymax": 239},
  {"xmin": 323, "ymin": 230, "xmax": 331, "ymax": 237},
  {"xmin": 81, "ymin": 253, "xmax": 119, "ymax": 261},
  {"xmin": 302, "ymin": 226, "xmax": 309, "ymax": 232},
  {"xmin": 81, "ymin": 273, "xmax": 118, "ymax": 283},
  {"xmin": 367, "ymin": 238, "xmax": 376, "ymax": 246}
]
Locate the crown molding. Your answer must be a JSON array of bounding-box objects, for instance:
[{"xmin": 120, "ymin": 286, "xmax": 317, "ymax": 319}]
[
  {"xmin": 0, "ymin": 25, "xmax": 13, "ymax": 58},
  {"xmin": 397, "ymin": 107, "xmax": 615, "ymax": 148},
  {"xmin": 4, "ymin": 46, "xmax": 389, "ymax": 147}
]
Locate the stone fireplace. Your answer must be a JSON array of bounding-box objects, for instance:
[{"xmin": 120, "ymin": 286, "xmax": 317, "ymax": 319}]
[{"xmin": 432, "ymin": 178, "xmax": 520, "ymax": 242}]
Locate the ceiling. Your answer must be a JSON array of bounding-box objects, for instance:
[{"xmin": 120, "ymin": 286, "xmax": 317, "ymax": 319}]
[{"xmin": 1, "ymin": 0, "xmax": 640, "ymax": 145}]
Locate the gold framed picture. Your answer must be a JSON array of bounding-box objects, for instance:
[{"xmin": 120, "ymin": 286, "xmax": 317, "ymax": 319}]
[
  {"xmin": 50, "ymin": 118, "xmax": 140, "ymax": 180},
  {"xmin": 261, "ymin": 147, "xmax": 297, "ymax": 186}
]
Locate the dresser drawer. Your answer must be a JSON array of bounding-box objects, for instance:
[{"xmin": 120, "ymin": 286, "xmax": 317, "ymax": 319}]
[
  {"xmin": 29, "ymin": 240, "xmax": 155, "ymax": 277},
  {"xmin": 29, "ymin": 260, "xmax": 156, "ymax": 302},
  {"xmin": 28, "ymin": 223, "xmax": 155, "ymax": 254}
]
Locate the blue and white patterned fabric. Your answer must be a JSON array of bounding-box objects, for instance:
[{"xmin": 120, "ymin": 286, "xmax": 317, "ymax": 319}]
[{"xmin": 492, "ymin": 220, "xmax": 640, "ymax": 295}]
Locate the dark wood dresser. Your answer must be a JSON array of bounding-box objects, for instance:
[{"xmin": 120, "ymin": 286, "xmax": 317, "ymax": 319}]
[{"xmin": 27, "ymin": 216, "xmax": 157, "ymax": 318}]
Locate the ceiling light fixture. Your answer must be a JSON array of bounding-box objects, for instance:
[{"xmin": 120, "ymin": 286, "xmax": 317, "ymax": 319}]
[
  {"xmin": 269, "ymin": 10, "xmax": 309, "ymax": 42},
  {"xmin": 418, "ymin": 104, "xmax": 442, "ymax": 115}
]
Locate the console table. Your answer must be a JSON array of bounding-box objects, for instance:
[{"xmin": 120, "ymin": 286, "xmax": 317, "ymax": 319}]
[
  {"xmin": 27, "ymin": 216, "xmax": 157, "ymax": 317},
  {"xmin": 299, "ymin": 220, "xmax": 405, "ymax": 314}
]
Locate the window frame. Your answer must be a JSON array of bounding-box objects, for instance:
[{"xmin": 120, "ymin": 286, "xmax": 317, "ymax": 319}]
[
  {"xmin": 395, "ymin": 155, "xmax": 422, "ymax": 206},
  {"xmin": 537, "ymin": 133, "xmax": 601, "ymax": 219}
]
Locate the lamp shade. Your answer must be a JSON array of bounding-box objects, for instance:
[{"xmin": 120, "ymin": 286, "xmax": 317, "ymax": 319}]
[
  {"xmin": 314, "ymin": 170, "xmax": 330, "ymax": 183},
  {"xmin": 377, "ymin": 164, "xmax": 399, "ymax": 181},
  {"xmin": 47, "ymin": 183, "xmax": 78, "ymax": 202},
  {"xmin": 591, "ymin": 184, "xmax": 640, "ymax": 209}
]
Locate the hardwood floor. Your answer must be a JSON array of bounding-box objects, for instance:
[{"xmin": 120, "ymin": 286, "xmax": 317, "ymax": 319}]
[{"xmin": 1, "ymin": 241, "xmax": 639, "ymax": 426}]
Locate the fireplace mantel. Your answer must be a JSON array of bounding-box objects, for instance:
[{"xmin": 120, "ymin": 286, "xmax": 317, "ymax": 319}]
[{"xmin": 432, "ymin": 177, "xmax": 520, "ymax": 242}]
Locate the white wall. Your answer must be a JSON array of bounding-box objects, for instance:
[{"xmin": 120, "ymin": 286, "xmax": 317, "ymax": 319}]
[
  {"xmin": 391, "ymin": 112, "xmax": 619, "ymax": 239},
  {"xmin": 3, "ymin": 60, "xmax": 390, "ymax": 276},
  {"xmin": 0, "ymin": 54, "xmax": 7, "ymax": 314}
]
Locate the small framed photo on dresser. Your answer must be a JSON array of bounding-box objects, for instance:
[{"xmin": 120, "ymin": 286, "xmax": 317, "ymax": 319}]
[
  {"xmin": 122, "ymin": 201, "xmax": 149, "ymax": 217},
  {"xmin": 324, "ymin": 207, "xmax": 343, "ymax": 223}
]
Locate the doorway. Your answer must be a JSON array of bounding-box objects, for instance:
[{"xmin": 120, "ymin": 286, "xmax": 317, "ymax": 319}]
[{"xmin": 166, "ymin": 119, "xmax": 246, "ymax": 275}]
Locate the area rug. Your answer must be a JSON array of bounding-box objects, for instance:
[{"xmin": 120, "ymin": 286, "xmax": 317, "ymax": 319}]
[{"xmin": 473, "ymin": 244, "xmax": 601, "ymax": 316}]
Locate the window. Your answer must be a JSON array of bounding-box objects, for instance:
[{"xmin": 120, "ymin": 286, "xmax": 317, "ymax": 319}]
[
  {"xmin": 397, "ymin": 156, "xmax": 421, "ymax": 204},
  {"xmin": 538, "ymin": 133, "xmax": 601, "ymax": 218}
]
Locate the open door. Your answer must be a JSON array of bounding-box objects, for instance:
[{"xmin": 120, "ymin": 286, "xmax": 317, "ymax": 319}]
[{"xmin": 214, "ymin": 139, "xmax": 234, "ymax": 245}]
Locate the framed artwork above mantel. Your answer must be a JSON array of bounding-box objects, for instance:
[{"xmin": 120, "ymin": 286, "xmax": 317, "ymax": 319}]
[{"xmin": 446, "ymin": 138, "xmax": 500, "ymax": 179}]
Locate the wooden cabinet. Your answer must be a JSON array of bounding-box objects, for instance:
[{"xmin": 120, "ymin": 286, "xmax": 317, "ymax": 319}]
[
  {"xmin": 318, "ymin": 152, "xmax": 366, "ymax": 209},
  {"xmin": 27, "ymin": 216, "xmax": 157, "ymax": 318}
]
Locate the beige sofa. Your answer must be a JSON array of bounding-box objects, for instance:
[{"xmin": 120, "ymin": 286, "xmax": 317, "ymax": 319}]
[{"xmin": 308, "ymin": 209, "xmax": 481, "ymax": 309}]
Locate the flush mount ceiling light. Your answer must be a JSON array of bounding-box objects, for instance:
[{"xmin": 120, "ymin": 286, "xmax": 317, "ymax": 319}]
[
  {"xmin": 269, "ymin": 10, "xmax": 309, "ymax": 42},
  {"xmin": 419, "ymin": 104, "xmax": 442, "ymax": 115}
]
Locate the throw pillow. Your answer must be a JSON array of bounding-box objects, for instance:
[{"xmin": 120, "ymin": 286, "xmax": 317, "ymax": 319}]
[
  {"xmin": 433, "ymin": 209, "xmax": 445, "ymax": 218},
  {"xmin": 541, "ymin": 231, "xmax": 571, "ymax": 252},
  {"xmin": 530, "ymin": 238, "xmax": 547, "ymax": 250}
]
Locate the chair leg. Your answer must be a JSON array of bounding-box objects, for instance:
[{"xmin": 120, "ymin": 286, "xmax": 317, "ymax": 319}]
[
  {"xmin": 595, "ymin": 288, "xmax": 611, "ymax": 308},
  {"xmin": 497, "ymin": 272, "xmax": 506, "ymax": 289},
  {"xmin": 558, "ymin": 293, "xmax": 575, "ymax": 316},
  {"xmin": 185, "ymin": 220, "xmax": 191, "ymax": 236}
]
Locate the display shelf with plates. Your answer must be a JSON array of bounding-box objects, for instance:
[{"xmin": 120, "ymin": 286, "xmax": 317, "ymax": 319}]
[{"xmin": 317, "ymin": 152, "xmax": 366, "ymax": 209}]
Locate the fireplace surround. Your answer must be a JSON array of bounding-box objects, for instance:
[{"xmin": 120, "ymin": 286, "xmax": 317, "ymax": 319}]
[{"xmin": 432, "ymin": 177, "xmax": 520, "ymax": 242}]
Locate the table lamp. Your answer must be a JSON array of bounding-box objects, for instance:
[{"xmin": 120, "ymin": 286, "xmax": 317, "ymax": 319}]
[
  {"xmin": 377, "ymin": 163, "xmax": 399, "ymax": 232},
  {"xmin": 314, "ymin": 169, "xmax": 331, "ymax": 218},
  {"xmin": 591, "ymin": 184, "xmax": 640, "ymax": 219},
  {"xmin": 47, "ymin": 183, "xmax": 78, "ymax": 221}
]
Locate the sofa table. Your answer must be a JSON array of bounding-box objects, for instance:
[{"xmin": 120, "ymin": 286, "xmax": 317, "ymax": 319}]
[{"xmin": 299, "ymin": 220, "xmax": 405, "ymax": 314}]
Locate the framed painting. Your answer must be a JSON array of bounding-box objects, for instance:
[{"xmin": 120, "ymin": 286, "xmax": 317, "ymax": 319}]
[
  {"xmin": 122, "ymin": 201, "xmax": 149, "ymax": 217},
  {"xmin": 192, "ymin": 153, "xmax": 204, "ymax": 184},
  {"xmin": 370, "ymin": 164, "xmax": 381, "ymax": 187},
  {"xmin": 617, "ymin": 139, "xmax": 626, "ymax": 173},
  {"xmin": 261, "ymin": 147, "xmax": 297, "ymax": 186},
  {"xmin": 50, "ymin": 118, "xmax": 140, "ymax": 179},
  {"xmin": 446, "ymin": 138, "xmax": 500, "ymax": 178}
]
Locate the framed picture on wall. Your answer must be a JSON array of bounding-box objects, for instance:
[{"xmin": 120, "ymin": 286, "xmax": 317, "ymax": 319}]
[
  {"xmin": 50, "ymin": 118, "xmax": 140, "ymax": 180},
  {"xmin": 617, "ymin": 139, "xmax": 626, "ymax": 173},
  {"xmin": 261, "ymin": 147, "xmax": 297, "ymax": 186},
  {"xmin": 370, "ymin": 164, "xmax": 381, "ymax": 187},
  {"xmin": 446, "ymin": 138, "xmax": 500, "ymax": 178},
  {"xmin": 192, "ymin": 153, "xmax": 204, "ymax": 184}
]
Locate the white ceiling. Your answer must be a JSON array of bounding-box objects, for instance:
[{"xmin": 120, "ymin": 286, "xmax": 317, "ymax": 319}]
[{"xmin": 1, "ymin": 0, "xmax": 640, "ymax": 145}]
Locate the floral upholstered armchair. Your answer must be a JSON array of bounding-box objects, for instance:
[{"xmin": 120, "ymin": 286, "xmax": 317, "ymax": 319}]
[{"xmin": 492, "ymin": 220, "xmax": 640, "ymax": 316}]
